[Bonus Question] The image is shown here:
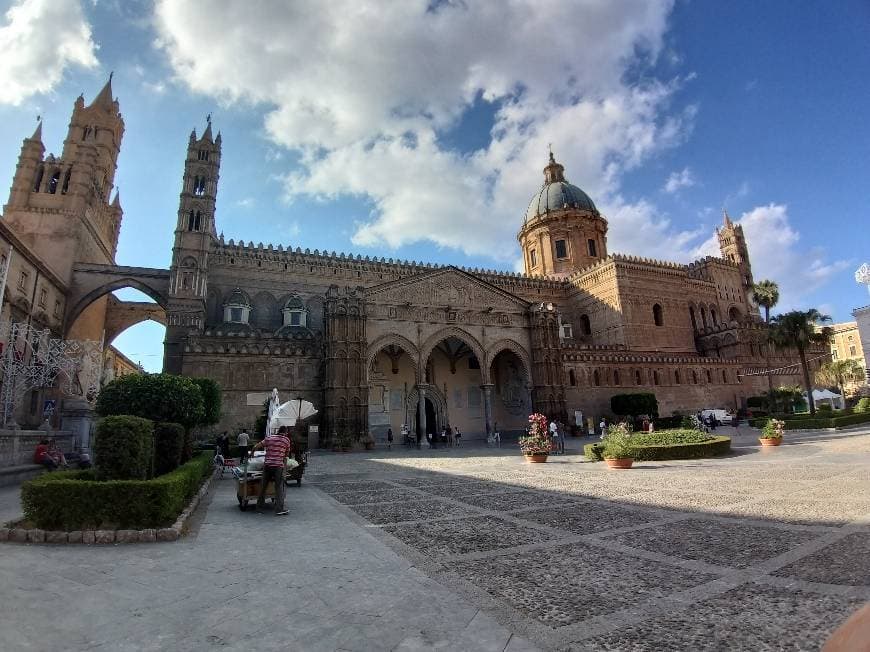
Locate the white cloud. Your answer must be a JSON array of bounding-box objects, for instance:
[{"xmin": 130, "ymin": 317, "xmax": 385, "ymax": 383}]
[
  {"xmin": 235, "ymin": 197, "xmax": 255, "ymax": 209},
  {"xmin": 0, "ymin": 0, "xmax": 98, "ymax": 105},
  {"xmin": 153, "ymin": 0, "xmax": 689, "ymax": 260},
  {"xmin": 694, "ymin": 204, "xmax": 851, "ymax": 311},
  {"xmin": 663, "ymin": 166, "xmax": 694, "ymax": 193}
]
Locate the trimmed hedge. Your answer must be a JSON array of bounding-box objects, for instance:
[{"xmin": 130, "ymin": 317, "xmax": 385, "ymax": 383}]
[
  {"xmin": 21, "ymin": 453, "xmax": 212, "ymax": 530},
  {"xmin": 855, "ymin": 397, "xmax": 870, "ymax": 413},
  {"xmin": 749, "ymin": 412, "xmax": 870, "ymax": 430},
  {"xmin": 652, "ymin": 416, "xmax": 683, "ymax": 430},
  {"xmin": 631, "ymin": 429, "xmax": 714, "ymax": 446},
  {"xmin": 154, "ymin": 422, "xmax": 185, "ymax": 476},
  {"xmin": 94, "ymin": 416, "xmax": 154, "ymax": 481},
  {"xmin": 585, "ymin": 436, "xmax": 731, "ymax": 462},
  {"xmin": 611, "ymin": 393, "xmax": 658, "ymax": 418}
]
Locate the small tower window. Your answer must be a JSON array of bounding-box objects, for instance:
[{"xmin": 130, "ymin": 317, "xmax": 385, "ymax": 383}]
[
  {"xmin": 33, "ymin": 166, "xmax": 44, "ymax": 192},
  {"xmin": 653, "ymin": 370, "xmax": 660, "ymax": 385},
  {"xmin": 223, "ymin": 289, "xmax": 251, "ymax": 324},
  {"xmin": 580, "ymin": 314, "xmax": 591, "ymax": 335},
  {"xmin": 530, "ymin": 249, "xmax": 537, "ymax": 267},
  {"xmin": 593, "ymin": 370, "xmax": 600, "ymax": 386},
  {"xmin": 587, "ymin": 239, "xmax": 597, "ymax": 257},
  {"xmin": 48, "ymin": 170, "xmax": 60, "ymax": 194},
  {"xmin": 568, "ymin": 369, "xmax": 576, "ymax": 386},
  {"xmin": 282, "ymin": 296, "xmax": 308, "ymax": 328},
  {"xmin": 693, "ymin": 370, "xmax": 698, "ymax": 384},
  {"xmin": 706, "ymin": 369, "xmax": 712, "ymax": 383},
  {"xmin": 53, "ymin": 300, "xmax": 61, "ymax": 318},
  {"xmin": 614, "ymin": 370, "xmax": 620, "ymax": 385},
  {"xmin": 710, "ymin": 308, "xmax": 718, "ymax": 325},
  {"xmin": 61, "ymin": 169, "xmax": 71, "ymax": 195},
  {"xmin": 38, "ymin": 287, "xmax": 47, "ymax": 308},
  {"xmin": 653, "ymin": 303, "xmax": 663, "ymax": 326},
  {"xmin": 18, "ymin": 270, "xmax": 28, "ymax": 290},
  {"xmin": 689, "ymin": 306, "xmax": 697, "ymax": 331},
  {"xmin": 554, "ymin": 239, "xmax": 567, "ymax": 259},
  {"xmin": 198, "ymin": 149, "xmax": 209, "ymax": 161},
  {"xmin": 675, "ymin": 370, "xmax": 681, "ymax": 385},
  {"xmin": 635, "ymin": 370, "xmax": 642, "ymax": 385}
]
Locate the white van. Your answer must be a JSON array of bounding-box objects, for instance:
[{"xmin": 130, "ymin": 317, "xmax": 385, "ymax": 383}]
[{"xmin": 700, "ymin": 409, "xmax": 734, "ymax": 425}]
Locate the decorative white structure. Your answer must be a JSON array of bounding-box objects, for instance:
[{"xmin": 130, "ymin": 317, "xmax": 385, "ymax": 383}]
[{"xmin": 856, "ymin": 262, "xmax": 870, "ymax": 296}]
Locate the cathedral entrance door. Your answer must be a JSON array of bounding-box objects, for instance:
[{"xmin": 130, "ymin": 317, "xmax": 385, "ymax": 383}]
[{"xmin": 415, "ymin": 398, "xmax": 437, "ymax": 440}]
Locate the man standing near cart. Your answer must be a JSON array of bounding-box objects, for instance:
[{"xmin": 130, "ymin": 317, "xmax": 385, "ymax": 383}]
[{"xmin": 253, "ymin": 426, "xmax": 293, "ymax": 516}]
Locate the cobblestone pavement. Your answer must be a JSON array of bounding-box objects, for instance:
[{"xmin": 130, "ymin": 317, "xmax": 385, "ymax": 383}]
[
  {"xmin": 307, "ymin": 428, "xmax": 870, "ymax": 650},
  {"xmin": 0, "ymin": 428, "xmax": 868, "ymax": 651}
]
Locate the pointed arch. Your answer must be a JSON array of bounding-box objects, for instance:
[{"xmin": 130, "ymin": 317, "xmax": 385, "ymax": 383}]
[
  {"xmin": 420, "ymin": 326, "xmax": 486, "ymax": 383},
  {"xmin": 366, "ymin": 333, "xmax": 419, "ymax": 381},
  {"xmin": 485, "ymin": 338, "xmax": 532, "ymax": 380}
]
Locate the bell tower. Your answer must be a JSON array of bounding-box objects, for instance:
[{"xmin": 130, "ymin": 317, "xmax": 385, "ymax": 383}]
[
  {"xmin": 717, "ymin": 210, "xmax": 753, "ymax": 290},
  {"xmin": 164, "ymin": 118, "xmax": 221, "ymax": 373}
]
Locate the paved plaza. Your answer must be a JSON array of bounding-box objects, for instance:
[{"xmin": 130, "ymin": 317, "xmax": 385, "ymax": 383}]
[{"xmin": 0, "ymin": 428, "xmax": 869, "ymax": 650}]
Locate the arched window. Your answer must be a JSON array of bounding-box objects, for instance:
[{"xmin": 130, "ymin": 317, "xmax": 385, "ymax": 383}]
[
  {"xmin": 580, "ymin": 314, "xmax": 591, "ymax": 335},
  {"xmin": 195, "ymin": 211, "xmax": 202, "ymax": 230},
  {"xmin": 729, "ymin": 306, "xmax": 740, "ymax": 322},
  {"xmin": 722, "ymin": 369, "xmax": 727, "ymax": 383},
  {"xmin": 568, "ymin": 369, "xmax": 576, "ymax": 386},
  {"xmin": 188, "ymin": 210, "xmax": 196, "ymax": 231},
  {"xmin": 653, "ymin": 303, "xmax": 663, "ymax": 327},
  {"xmin": 282, "ymin": 295, "xmax": 308, "ymax": 327},
  {"xmin": 223, "ymin": 288, "xmax": 251, "ymax": 324},
  {"xmin": 710, "ymin": 307, "xmax": 718, "ymax": 326},
  {"xmin": 692, "ymin": 370, "xmax": 698, "ymax": 384},
  {"xmin": 614, "ymin": 370, "xmax": 620, "ymax": 385},
  {"xmin": 706, "ymin": 369, "xmax": 712, "ymax": 383},
  {"xmin": 33, "ymin": 166, "xmax": 44, "ymax": 192},
  {"xmin": 61, "ymin": 169, "xmax": 71, "ymax": 195},
  {"xmin": 653, "ymin": 370, "xmax": 660, "ymax": 385},
  {"xmin": 635, "ymin": 369, "xmax": 642, "ymax": 385},
  {"xmin": 675, "ymin": 370, "xmax": 681, "ymax": 385},
  {"xmin": 593, "ymin": 370, "xmax": 600, "ymax": 387},
  {"xmin": 689, "ymin": 306, "xmax": 697, "ymax": 332},
  {"xmin": 700, "ymin": 307, "xmax": 708, "ymax": 329}
]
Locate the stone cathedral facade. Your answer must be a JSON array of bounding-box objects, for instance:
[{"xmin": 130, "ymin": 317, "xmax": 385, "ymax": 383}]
[{"xmin": 3, "ymin": 81, "xmax": 821, "ymax": 441}]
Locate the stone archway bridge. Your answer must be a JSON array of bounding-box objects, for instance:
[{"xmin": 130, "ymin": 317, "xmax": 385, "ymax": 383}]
[{"xmin": 66, "ymin": 263, "xmax": 171, "ymax": 339}]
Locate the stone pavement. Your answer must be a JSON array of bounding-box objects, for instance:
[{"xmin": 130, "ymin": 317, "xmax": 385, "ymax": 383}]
[{"xmin": 0, "ymin": 428, "xmax": 868, "ymax": 651}]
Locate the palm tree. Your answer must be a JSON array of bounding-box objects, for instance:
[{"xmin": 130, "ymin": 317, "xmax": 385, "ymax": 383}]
[
  {"xmin": 751, "ymin": 280, "xmax": 780, "ymax": 410},
  {"xmin": 769, "ymin": 309, "xmax": 833, "ymax": 415},
  {"xmin": 815, "ymin": 359, "xmax": 866, "ymax": 402}
]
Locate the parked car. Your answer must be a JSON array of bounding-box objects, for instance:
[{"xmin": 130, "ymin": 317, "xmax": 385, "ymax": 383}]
[{"xmin": 700, "ymin": 409, "xmax": 734, "ymax": 425}]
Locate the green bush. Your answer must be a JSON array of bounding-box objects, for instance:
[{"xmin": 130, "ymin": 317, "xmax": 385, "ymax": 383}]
[
  {"xmin": 652, "ymin": 415, "xmax": 683, "ymax": 429},
  {"xmin": 855, "ymin": 397, "xmax": 870, "ymax": 413},
  {"xmin": 749, "ymin": 412, "xmax": 870, "ymax": 430},
  {"xmin": 93, "ymin": 416, "xmax": 154, "ymax": 481},
  {"xmin": 96, "ymin": 373, "xmax": 205, "ymax": 429},
  {"xmin": 611, "ymin": 393, "xmax": 658, "ymax": 418},
  {"xmin": 21, "ymin": 453, "xmax": 212, "ymax": 530},
  {"xmin": 154, "ymin": 422, "xmax": 185, "ymax": 476},
  {"xmin": 585, "ymin": 435, "xmax": 731, "ymax": 461},
  {"xmin": 747, "ymin": 395, "xmax": 766, "ymax": 409},
  {"xmin": 631, "ymin": 429, "xmax": 713, "ymax": 446},
  {"xmin": 816, "ymin": 404, "xmax": 833, "ymax": 414}
]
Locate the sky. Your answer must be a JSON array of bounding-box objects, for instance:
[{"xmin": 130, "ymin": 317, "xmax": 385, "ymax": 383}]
[{"xmin": 0, "ymin": 0, "xmax": 868, "ymax": 372}]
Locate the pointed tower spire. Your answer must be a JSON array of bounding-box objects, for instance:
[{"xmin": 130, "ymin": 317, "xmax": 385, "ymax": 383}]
[
  {"xmin": 111, "ymin": 190, "xmax": 121, "ymax": 207},
  {"xmin": 90, "ymin": 72, "xmax": 115, "ymax": 111},
  {"xmin": 723, "ymin": 208, "xmax": 733, "ymax": 228},
  {"xmin": 31, "ymin": 118, "xmax": 43, "ymax": 142},
  {"xmin": 202, "ymin": 113, "xmax": 213, "ymax": 141}
]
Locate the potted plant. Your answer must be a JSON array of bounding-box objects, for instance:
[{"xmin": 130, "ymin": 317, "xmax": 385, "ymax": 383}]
[
  {"xmin": 519, "ymin": 413, "xmax": 551, "ymax": 463},
  {"xmin": 602, "ymin": 422, "xmax": 635, "ymax": 469},
  {"xmin": 759, "ymin": 418, "xmax": 784, "ymax": 447}
]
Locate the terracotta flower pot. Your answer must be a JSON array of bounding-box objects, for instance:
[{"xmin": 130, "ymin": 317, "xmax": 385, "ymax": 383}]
[
  {"xmin": 605, "ymin": 457, "xmax": 634, "ymax": 469},
  {"xmin": 759, "ymin": 437, "xmax": 782, "ymax": 447},
  {"xmin": 524, "ymin": 453, "xmax": 549, "ymax": 463}
]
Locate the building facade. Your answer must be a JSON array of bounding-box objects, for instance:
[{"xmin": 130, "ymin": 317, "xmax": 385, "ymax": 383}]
[{"xmin": 2, "ymin": 82, "xmax": 821, "ymax": 439}]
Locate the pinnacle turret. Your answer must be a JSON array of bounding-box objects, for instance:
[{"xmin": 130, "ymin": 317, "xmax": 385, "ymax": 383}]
[
  {"xmin": 31, "ymin": 119, "xmax": 43, "ymax": 142},
  {"xmin": 89, "ymin": 72, "xmax": 116, "ymax": 112}
]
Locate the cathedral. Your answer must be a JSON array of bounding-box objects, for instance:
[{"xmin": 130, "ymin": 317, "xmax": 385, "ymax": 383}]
[{"xmin": 1, "ymin": 80, "xmax": 821, "ymax": 440}]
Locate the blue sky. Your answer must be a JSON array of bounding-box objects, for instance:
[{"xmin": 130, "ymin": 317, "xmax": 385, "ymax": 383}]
[{"xmin": 0, "ymin": 0, "xmax": 868, "ymax": 372}]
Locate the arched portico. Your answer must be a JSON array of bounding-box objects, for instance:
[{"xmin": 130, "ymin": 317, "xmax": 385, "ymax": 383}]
[{"xmin": 367, "ymin": 336, "xmax": 419, "ymax": 439}]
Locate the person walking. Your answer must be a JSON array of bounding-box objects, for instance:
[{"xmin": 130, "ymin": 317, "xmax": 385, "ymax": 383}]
[
  {"xmin": 386, "ymin": 427, "xmax": 393, "ymax": 450},
  {"xmin": 557, "ymin": 422, "xmax": 566, "ymax": 455},
  {"xmin": 454, "ymin": 426, "xmax": 461, "ymax": 447},
  {"xmin": 598, "ymin": 418, "xmax": 606, "ymax": 438},
  {"xmin": 549, "ymin": 419, "xmax": 558, "ymax": 454},
  {"xmin": 253, "ymin": 426, "xmax": 293, "ymax": 516},
  {"xmin": 237, "ymin": 429, "xmax": 251, "ymax": 463}
]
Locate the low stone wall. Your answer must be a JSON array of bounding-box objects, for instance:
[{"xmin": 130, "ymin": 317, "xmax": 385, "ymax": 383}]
[{"xmin": 0, "ymin": 430, "xmax": 74, "ymax": 468}]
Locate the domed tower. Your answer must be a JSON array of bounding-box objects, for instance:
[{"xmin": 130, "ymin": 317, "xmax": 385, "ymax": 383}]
[{"xmin": 518, "ymin": 152, "xmax": 607, "ymax": 277}]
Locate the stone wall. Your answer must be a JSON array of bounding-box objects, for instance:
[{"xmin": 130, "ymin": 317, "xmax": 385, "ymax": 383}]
[{"xmin": 0, "ymin": 430, "xmax": 74, "ymax": 467}]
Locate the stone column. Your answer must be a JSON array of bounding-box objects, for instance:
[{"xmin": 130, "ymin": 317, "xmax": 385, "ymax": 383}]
[
  {"xmin": 417, "ymin": 385, "xmax": 427, "ymax": 449},
  {"xmin": 481, "ymin": 384, "xmax": 494, "ymax": 435},
  {"xmin": 61, "ymin": 398, "xmax": 94, "ymax": 452}
]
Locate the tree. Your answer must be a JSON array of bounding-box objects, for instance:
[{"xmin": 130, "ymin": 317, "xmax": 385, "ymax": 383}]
[
  {"xmin": 611, "ymin": 393, "xmax": 658, "ymax": 419},
  {"xmin": 191, "ymin": 377, "xmax": 222, "ymax": 427},
  {"xmin": 769, "ymin": 310, "xmax": 833, "ymax": 415},
  {"xmin": 815, "ymin": 359, "xmax": 866, "ymax": 401},
  {"xmin": 96, "ymin": 373, "xmax": 205, "ymax": 428},
  {"xmin": 751, "ymin": 280, "xmax": 780, "ymax": 410}
]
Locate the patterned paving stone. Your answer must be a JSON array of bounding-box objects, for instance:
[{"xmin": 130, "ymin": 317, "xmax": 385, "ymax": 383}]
[
  {"xmin": 422, "ymin": 481, "xmax": 510, "ymax": 498},
  {"xmin": 328, "ymin": 488, "xmax": 423, "ymax": 505},
  {"xmin": 603, "ymin": 517, "xmax": 821, "ymax": 568},
  {"xmin": 725, "ymin": 498, "xmax": 870, "ymax": 526},
  {"xmin": 457, "ymin": 491, "xmax": 574, "ymax": 512},
  {"xmin": 773, "ymin": 532, "xmax": 870, "ymax": 586},
  {"xmin": 452, "ymin": 544, "xmax": 718, "ymax": 627},
  {"xmin": 578, "ymin": 582, "xmax": 865, "ymax": 651},
  {"xmin": 512, "ymin": 501, "xmax": 663, "ymax": 534},
  {"xmin": 384, "ymin": 515, "xmax": 549, "ymax": 555},
  {"xmin": 314, "ymin": 480, "xmax": 396, "ymax": 494},
  {"xmin": 348, "ymin": 499, "xmax": 471, "ymax": 525}
]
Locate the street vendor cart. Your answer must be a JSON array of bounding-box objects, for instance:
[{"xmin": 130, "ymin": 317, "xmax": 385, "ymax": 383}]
[{"xmin": 234, "ymin": 451, "xmax": 302, "ymax": 510}]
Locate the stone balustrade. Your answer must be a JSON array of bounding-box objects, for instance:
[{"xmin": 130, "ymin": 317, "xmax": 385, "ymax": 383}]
[{"xmin": 0, "ymin": 430, "xmax": 74, "ymax": 468}]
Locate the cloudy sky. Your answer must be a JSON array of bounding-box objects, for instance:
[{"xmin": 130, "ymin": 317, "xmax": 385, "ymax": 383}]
[{"xmin": 0, "ymin": 0, "xmax": 868, "ymax": 371}]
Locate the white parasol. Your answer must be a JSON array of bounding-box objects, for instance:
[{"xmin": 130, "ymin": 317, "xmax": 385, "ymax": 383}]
[{"xmin": 268, "ymin": 398, "xmax": 318, "ymax": 431}]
